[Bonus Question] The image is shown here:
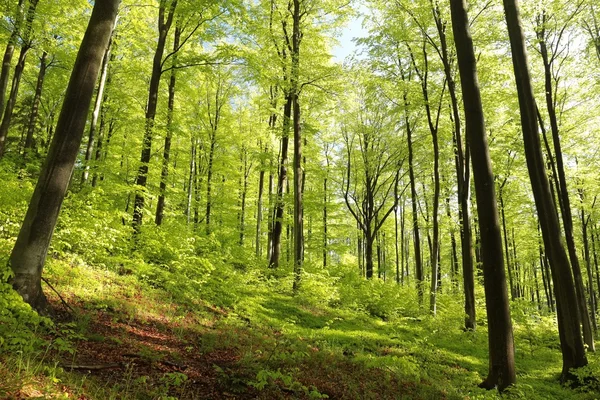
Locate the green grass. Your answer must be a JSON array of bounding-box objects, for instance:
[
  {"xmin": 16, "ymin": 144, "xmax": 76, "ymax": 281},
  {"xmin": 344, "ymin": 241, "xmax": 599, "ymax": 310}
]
[{"xmin": 1, "ymin": 252, "xmax": 598, "ymax": 399}]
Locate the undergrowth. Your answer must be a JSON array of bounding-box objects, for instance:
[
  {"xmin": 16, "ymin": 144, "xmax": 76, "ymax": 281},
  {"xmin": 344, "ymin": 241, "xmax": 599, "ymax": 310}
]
[{"xmin": 1, "ymin": 166, "xmax": 599, "ymax": 399}]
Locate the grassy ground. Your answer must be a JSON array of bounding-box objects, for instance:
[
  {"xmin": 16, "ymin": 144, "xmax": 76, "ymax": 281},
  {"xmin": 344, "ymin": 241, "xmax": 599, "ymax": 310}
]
[{"xmin": 0, "ymin": 254, "xmax": 599, "ymax": 399}]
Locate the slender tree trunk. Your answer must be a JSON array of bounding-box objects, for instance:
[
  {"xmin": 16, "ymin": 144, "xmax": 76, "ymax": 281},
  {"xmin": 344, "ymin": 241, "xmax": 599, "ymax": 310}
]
[
  {"xmin": 403, "ymin": 73, "xmax": 423, "ymax": 302},
  {"xmin": 395, "ymin": 183, "xmax": 401, "ymax": 284},
  {"xmin": 267, "ymin": 159, "xmax": 274, "ymax": 260},
  {"xmin": 537, "ymin": 19, "xmax": 595, "ymax": 351},
  {"xmin": 205, "ymin": 131, "xmax": 216, "ymax": 234},
  {"xmin": 450, "ymin": 0, "xmax": 516, "ymax": 390},
  {"xmin": 533, "ymin": 261, "xmax": 542, "ymax": 309},
  {"xmin": 0, "ymin": 46, "xmax": 28, "ymax": 156},
  {"xmin": 155, "ymin": 26, "xmax": 180, "ymax": 226},
  {"xmin": 23, "ymin": 51, "xmax": 47, "ymax": 159},
  {"xmin": 446, "ymin": 195, "xmax": 459, "ymax": 286},
  {"xmin": 132, "ymin": 0, "xmax": 177, "ymax": 234},
  {"xmin": 239, "ymin": 146, "xmax": 249, "ymax": 245},
  {"xmin": 593, "ymin": 227, "xmax": 600, "ymax": 311},
  {"xmin": 0, "ymin": 0, "xmax": 25, "ymax": 115},
  {"xmin": 291, "ymin": 0, "xmax": 303, "ymax": 290},
  {"xmin": 0, "ymin": 0, "xmax": 39, "ymax": 157},
  {"xmin": 81, "ymin": 33, "xmax": 114, "ymax": 186},
  {"xmin": 432, "ymin": 0, "xmax": 475, "ymax": 328},
  {"xmin": 499, "ymin": 187, "xmax": 516, "ymax": 300},
  {"xmin": 323, "ymin": 171, "xmax": 328, "ymax": 268},
  {"xmin": 502, "ymin": 0, "xmax": 587, "ymax": 380},
  {"xmin": 256, "ymin": 144, "xmax": 266, "ymax": 257},
  {"xmin": 186, "ymin": 137, "xmax": 195, "ymax": 224},
  {"xmin": 582, "ymin": 209, "xmax": 597, "ymax": 332},
  {"xmin": 269, "ymin": 95, "xmax": 292, "ymax": 268},
  {"xmin": 8, "ymin": 0, "xmax": 120, "ymax": 310}
]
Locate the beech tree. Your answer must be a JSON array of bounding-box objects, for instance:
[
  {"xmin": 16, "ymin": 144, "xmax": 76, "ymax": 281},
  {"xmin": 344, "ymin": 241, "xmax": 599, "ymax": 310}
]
[
  {"xmin": 502, "ymin": 0, "xmax": 588, "ymax": 381},
  {"xmin": 342, "ymin": 77, "xmax": 403, "ymax": 279},
  {"xmin": 449, "ymin": 0, "xmax": 516, "ymax": 390},
  {"xmin": 8, "ymin": 0, "xmax": 120, "ymax": 310}
]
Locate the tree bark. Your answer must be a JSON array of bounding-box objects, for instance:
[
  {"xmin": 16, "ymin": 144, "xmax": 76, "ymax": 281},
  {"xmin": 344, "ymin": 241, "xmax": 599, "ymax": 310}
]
[
  {"xmin": 132, "ymin": 0, "xmax": 177, "ymax": 235},
  {"xmin": 8, "ymin": 0, "xmax": 120, "ymax": 310},
  {"xmin": 23, "ymin": 51, "xmax": 48, "ymax": 159},
  {"xmin": 291, "ymin": 0, "xmax": 303, "ymax": 291},
  {"xmin": 450, "ymin": 0, "xmax": 516, "ymax": 390},
  {"xmin": 0, "ymin": 0, "xmax": 25, "ymax": 115},
  {"xmin": 432, "ymin": 0, "xmax": 475, "ymax": 328},
  {"xmin": 81, "ymin": 32, "xmax": 114, "ymax": 187},
  {"xmin": 403, "ymin": 71, "xmax": 423, "ymax": 302},
  {"xmin": 155, "ymin": 25, "xmax": 180, "ymax": 226},
  {"xmin": 269, "ymin": 94, "xmax": 292, "ymax": 268},
  {"xmin": 502, "ymin": 0, "xmax": 587, "ymax": 381},
  {"xmin": 256, "ymin": 143, "xmax": 266, "ymax": 257},
  {"xmin": 0, "ymin": 0, "xmax": 39, "ymax": 157},
  {"xmin": 536, "ymin": 16, "xmax": 595, "ymax": 351}
]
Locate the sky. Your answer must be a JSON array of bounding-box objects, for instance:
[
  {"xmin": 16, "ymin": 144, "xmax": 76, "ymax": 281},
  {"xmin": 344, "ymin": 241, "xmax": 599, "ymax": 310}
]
[{"xmin": 332, "ymin": 13, "xmax": 368, "ymax": 62}]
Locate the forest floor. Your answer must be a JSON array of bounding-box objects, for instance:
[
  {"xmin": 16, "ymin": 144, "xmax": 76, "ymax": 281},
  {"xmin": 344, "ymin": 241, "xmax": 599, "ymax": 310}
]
[{"xmin": 1, "ymin": 257, "xmax": 599, "ymax": 399}]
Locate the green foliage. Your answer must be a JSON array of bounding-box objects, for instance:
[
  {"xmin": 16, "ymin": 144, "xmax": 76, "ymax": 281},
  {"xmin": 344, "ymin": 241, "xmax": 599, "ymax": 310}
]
[{"xmin": 0, "ymin": 247, "xmax": 52, "ymax": 353}]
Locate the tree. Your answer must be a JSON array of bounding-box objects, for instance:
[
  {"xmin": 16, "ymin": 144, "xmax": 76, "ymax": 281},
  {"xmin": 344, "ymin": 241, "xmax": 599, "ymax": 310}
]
[
  {"xmin": 0, "ymin": 0, "xmax": 40, "ymax": 157},
  {"xmin": 502, "ymin": 0, "xmax": 588, "ymax": 382},
  {"xmin": 132, "ymin": 0, "xmax": 178, "ymax": 235},
  {"xmin": 342, "ymin": 79, "xmax": 402, "ymax": 279},
  {"xmin": 534, "ymin": 4, "xmax": 595, "ymax": 352},
  {"xmin": 449, "ymin": 0, "xmax": 516, "ymax": 390},
  {"xmin": 8, "ymin": 0, "xmax": 120, "ymax": 310}
]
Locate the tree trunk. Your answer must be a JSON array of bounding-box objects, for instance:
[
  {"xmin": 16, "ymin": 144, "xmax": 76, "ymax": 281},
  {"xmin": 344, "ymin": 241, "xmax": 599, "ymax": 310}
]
[
  {"xmin": 239, "ymin": 146, "xmax": 249, "ymax": 245},
  {"xmin": 432, "ymin": 0, "xmax": 475, "ymax": 328},
  {"xmin": 23, "ymin": 50, "xmax": 47, "ymax": 159},
  {"xmin": 450, "ymin": 0, "xmax": 516, "ymax": 390},
  {"xmin": 537, "ymin": 18, "xmax": 595, "ymax": 351},
  {"xmin": 8, "ymin": 0, "xmax": 120, "ymax": 310},
  {"xmin": 581, "ymin": 208, "xmax": 597, "ymax": 332},
  {"xmin": 323, "ymin": 170, "xmax": 328, "ymax": 268},
  {"xmin": 404, "ymin": 73, "xmax": 423, "ymax": 302},
  {"xmin": 132, "ymin": 0, "xmax": 177, "ymax": 234},
  {"xmin": 0, "ymin": 0, "xmax": 25, "ymax": 115},
  {"xmin": 256, "ymin": 144, "xmax": 266, "ymax": 257},
  {"xmin": 155, "ymin": 25, "xmax": 180, "ymax": 226},
  {"xmin": 502, "ymin": 0, "xmax": 587, "ymax": 380},
  {"xmin": 0, "ymin": 0, "xmax": 39, "ymax": 157},
  {"xmin": 186, "ymin": 137, "xmax": 195, "ymax": 224},
  {"xmin": 81, "ymin": 32, "xmax": 114, "ymax": 187},
  {"xmin": 499, "ymin": 187, "xmax": 516, "ymax": 300},
  {"xmin": 269, "ymin": 94, "xmax": 292, "ymax": 268}
]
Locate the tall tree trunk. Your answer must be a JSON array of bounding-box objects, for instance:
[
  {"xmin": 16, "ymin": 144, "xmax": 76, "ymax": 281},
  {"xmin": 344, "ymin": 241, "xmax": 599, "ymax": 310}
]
[
  {"xmin": 132, "ymin": 0, "xmax": 177, "ymax": 234},
  {"xmin": 581, "ymin": 208, "xmax": 597, "ymax": 332},
  {"xmin": 239, "ymin": 146, "xmax": 249, "ymax": 245},
  {"xmin": 81, "ymin": 32, "xmax": 114, "ymax": 187},
  {"xmin": 155, "ymin": 26, "xmax": 180, "ymax": 226},
  {"xmin": 267, "ymin": 159, "xmax": 274, "ymax": 260},
  {"xmin": 450, "ymin": 0, "xmax": 516, "ymax": 390},
  {"xmin": 269, "ymin": 94, "xmax": 292, "ymax": 268},
  {"xmin": 0, "ymin": 0, "xmax": 39, "ymax": 157},
  {"xmin": 0, "ymin": 0, "xmax": 25, "ymax": 115},
  {"xmin": 8, "ymin": 0, "xmax": 120, "ymax": 310},
  {"xmin": 256, "ymin": 143, "xmax": 266, "ymax": 257},
  {"xmin": 291, "ymin": 0, "xmax": 303, "ymax": 291},
  {"xmin": 537, "ymin": 17, "xmax": 595, "ymax": 351},
  {"xmin": 23, "ymin": 50, "xmax": 47, "ymax": 159},
  {"xmin": 499, "ymin": 186, "xmax": 516, "ymax": 300},
  {"xmin": 323, "ymin": 163, "xmax": 328, "ymax": 268},
  {"xmin": 186, "ymin": 137, "xmax": 195, "ymax": 224},
  {"xmin": 502, "ymin": 0, "xmax": 587, "ymax": 381},
  {"xmin": 432, "ymin": 0, "xmax": 475, "ymax": 328},
  {"xmin": 403, "ymin": 71, "xmax": 423, "ymax": 302}
]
